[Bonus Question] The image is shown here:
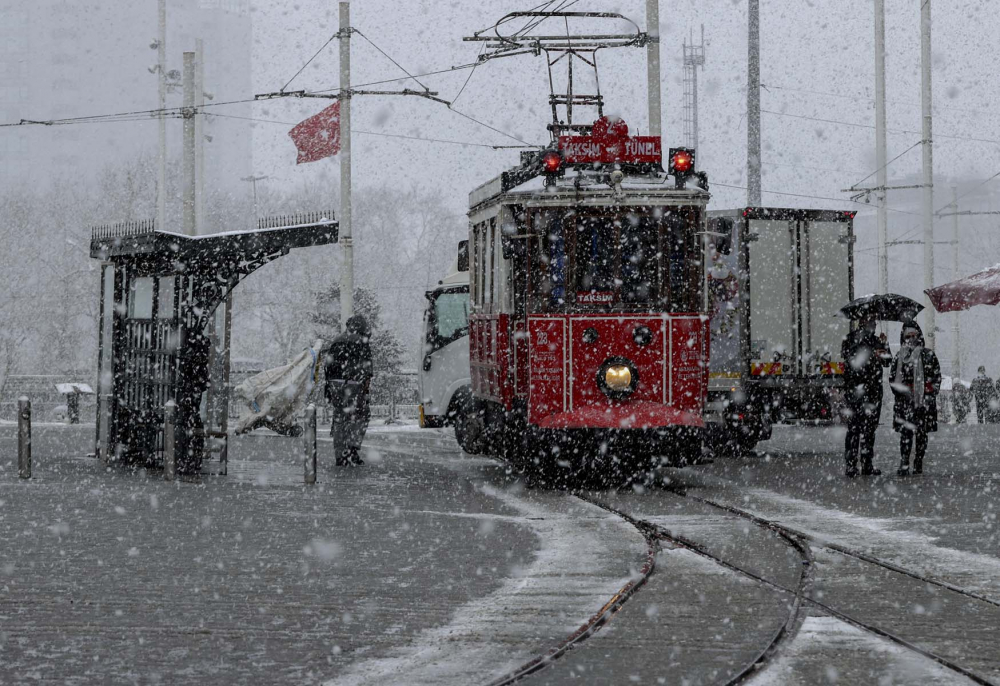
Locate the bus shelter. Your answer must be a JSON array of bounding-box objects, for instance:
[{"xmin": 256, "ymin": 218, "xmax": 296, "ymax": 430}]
[{"xmin": 90, "ymin": 212, "xmax": 338, "ymax": 473}]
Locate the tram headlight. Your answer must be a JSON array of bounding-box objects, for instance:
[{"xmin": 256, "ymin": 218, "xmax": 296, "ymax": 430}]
[
  {"xmin": 597, "ymin": 357, "xmax": 639, "ymax": 400},
  {"xmin": 605, "ymin": 365, "xmax": 632, "ymax": 391}
]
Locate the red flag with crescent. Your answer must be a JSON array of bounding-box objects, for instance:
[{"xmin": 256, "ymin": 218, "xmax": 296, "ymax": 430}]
[{"xmin": 289, "ymin": 101, "xmax": 341, "ymax": 164}]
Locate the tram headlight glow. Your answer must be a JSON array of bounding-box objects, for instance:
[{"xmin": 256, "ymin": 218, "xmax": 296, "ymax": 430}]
[
  {"xmin": 597, "ymin": 357, "xmax": 639, "ymax": 399},
  {"xmin": 605, "ymin": 365, "xmax": 632, "ymax": 391}
]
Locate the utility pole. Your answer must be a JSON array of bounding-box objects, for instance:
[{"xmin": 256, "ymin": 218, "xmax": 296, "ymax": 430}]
[
  {"xmin": 241, "ymin": 175, "xmax": 269, "ymax": 222},
  {"xmin": 195, "ymin": 38, "xmax": 205, "ymax": 236},
  {"xmin": 339, "ymin": 1, "xmax": 354, "ymax": 329},
  {"xmin": 951, "ymin": 185, "xmax": 960, "ymax": 380},
  {"xmin": 157, "ymin": 0, "xmax": 167, "ymax": 231},
  {"xmin": 747, "ymin": 0, "xmax": 761, "ymax": 205},
  {"xmin": 875, "ymin": 0, "xmax": 888, "ymax": 295},
  {"xmin": 182, "ymin": 52, "xmax": 196, "ymax": 237},
  {"xmin": 683, "ymin": 25, "xmax": 706, "ymax": 151},
  {"xmin": 920, "ymin": 0, "xmax": 935, "ymax": 349},
  {"xmin": 645, "ymin": 0, "xmax": 662, "ymax": 139}
]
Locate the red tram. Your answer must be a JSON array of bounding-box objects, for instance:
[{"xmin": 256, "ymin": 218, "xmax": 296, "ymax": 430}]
[{"xmin": 457, "ymin": 118, "xmax": 712, "ymax": 481}]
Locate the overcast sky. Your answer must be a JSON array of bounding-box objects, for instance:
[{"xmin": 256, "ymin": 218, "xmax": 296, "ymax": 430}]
[{"xmin": 247, "ymin": 0, "xmax": 1000, "ymax": 211}]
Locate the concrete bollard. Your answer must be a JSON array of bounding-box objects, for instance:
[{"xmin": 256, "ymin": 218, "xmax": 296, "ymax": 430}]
[
  {"xmin": 17, "ymin": 397, "xmax": 31, "ymax": 479},
  {"xmin": 304, "ymin": 403, "xmax": 317, "ymax": 485},
  {"xmin": 163, "ymin": 401, "xmax": 176, "ymax": 482}
]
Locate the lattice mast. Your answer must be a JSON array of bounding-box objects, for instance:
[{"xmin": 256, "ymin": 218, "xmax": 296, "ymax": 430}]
[{"xmin": 682, "ymin": 25, "xmax": 705, "ymax": 151}]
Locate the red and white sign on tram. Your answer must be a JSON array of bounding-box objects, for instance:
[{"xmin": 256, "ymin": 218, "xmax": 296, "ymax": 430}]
[{"xmin": 557, "ymin": 116, "xmax": 662, "ymax": 165}]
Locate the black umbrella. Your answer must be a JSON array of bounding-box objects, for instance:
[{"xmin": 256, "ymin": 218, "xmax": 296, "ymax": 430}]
[{"xmin": 838, "ymin": 293, "xmax": 924, "ymax": 322}]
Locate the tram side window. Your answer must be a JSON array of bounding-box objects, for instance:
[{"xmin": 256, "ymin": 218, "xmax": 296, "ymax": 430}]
[
  {"xmin": 663, "ymin": 210, "xmax": 701, "ymax": 312},
  {"xmin": 529, "ymin": 209, "xmax": 567, "ymax": 310}
]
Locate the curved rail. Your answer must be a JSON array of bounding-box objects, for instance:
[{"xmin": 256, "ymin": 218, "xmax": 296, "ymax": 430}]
[
  {"xmin": 484, "ymin": 505, "xmax": 659, "ymax": 686},
  {"xmin": 685, "ymin": 492, "xmax": 1000, "ymax": 611},
  {"xmin": 579, "ymin": 494, "xmax": 813, "ymax": 686},
  {"xmin": 657, "ymin": 489, "xmax": 999, "ymax": 686}
]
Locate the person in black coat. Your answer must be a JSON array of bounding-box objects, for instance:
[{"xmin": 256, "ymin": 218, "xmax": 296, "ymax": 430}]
[
  {"xmin": 324, "ymin": 315, "xmax": 374, "ymax": 466},
  {"xmin": 890, "ymin": 320, "xmax": 941, "ymax": 476},
  {"xmin": 970, "ymin": 366, "xmax": 995, "ymax": 423},
  {"xmin": 841, "ymin": 317, "xmax": 891, "ymax": 477}
]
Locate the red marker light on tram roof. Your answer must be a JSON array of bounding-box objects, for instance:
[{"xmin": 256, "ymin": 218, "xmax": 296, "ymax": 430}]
[
  {"xmin": 671, "ymin": 150, "xmax": 693, "ymax": 173},
  {"xmin": 542, "ymin": 151, "xmax": 562, "ymax": 174}
]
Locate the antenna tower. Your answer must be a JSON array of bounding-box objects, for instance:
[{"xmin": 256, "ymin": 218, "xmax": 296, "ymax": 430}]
[
  {"xmin": 465, "ymin": 11, "xmax": 648, "ymax": 141},
  {"xmin": 682, "ymin": 25, "xmax": 706, "ymax": 150}
]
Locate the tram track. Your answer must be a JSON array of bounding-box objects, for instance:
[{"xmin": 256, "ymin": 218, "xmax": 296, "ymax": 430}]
[
  {"xmin": 582, "ymin": 485, "xmax": 999, "ymax": 686},
  {"xmin": 367, "ymin": 436, "xmax": 998, "ymax": 684}
]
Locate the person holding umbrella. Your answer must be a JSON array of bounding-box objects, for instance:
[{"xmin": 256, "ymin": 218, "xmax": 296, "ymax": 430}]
[
  {"xmin": 890, "ymin": 320, "xmax": 941, "ymax": 476},
  {"xmin": 840, "ymin": 316, "xmax": 891, "ymax": 476},
  {"xmin": 838, "ymin": 293, "xmax": 922, "ymax": 478}
]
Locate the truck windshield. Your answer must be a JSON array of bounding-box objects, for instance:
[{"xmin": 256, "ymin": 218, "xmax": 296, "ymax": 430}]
[
  {"xmin": 529, "ymin": 207, "xmax": 702, "ymax": 312},
  {"xmin": 429, "ymin": 290, "xmax": 469, "ymax": 348}
]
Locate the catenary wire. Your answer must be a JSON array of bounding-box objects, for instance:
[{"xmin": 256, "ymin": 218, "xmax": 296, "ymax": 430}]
[
  {"xmin": 354, "ymin": 29, "xmax": 430, "ymax": 93},
  {"xmin": 280, "ymin": 32, "xmax": 339, "ymax": 93},
  {"xmin": 209, "ymin": 112, "xmax": 530, "ymax": 149}
]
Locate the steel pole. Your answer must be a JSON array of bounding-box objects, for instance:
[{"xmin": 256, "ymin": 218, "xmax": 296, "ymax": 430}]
[
  {"xmin": 304, "ymin": 404, "xmax": 317, "ymax": 484},
  {"xmin": 920, "ymin": 0, "xmax": 935, "ymax": 349},
  {"xmin": 746, "ymin": 0, "xmax": 761, "ymax": 205},
  {"xmin": 875, "ymin": 0, "xmax": 889, "ymax": 295},
  {"xmin": 952, "ymin": 186, "xmax": 960, "ymax": 381},
  {"xmin": 164, "ymin": 401, "xmax": 176, "ymax": 481},
  {"xmin": 182, "ymin": 52, "xmax": 196, "ymax": 237},
  {"xmin": 194, "ymin": 38, "xmax": 205, "ymax": 236},
  {"xmin": 157, "ymin": 0, "xmax": 167, "ymax": 231},
  {"xmin": 18, "ymin": 397, "xmax": 31, "ymax": 479},
  {"xmin": 339, "ymin": 2, "xmax": 354, "ymax": 330},
  {"xmin": 645, "ymin": 0, "xmax": 662, "ymax": 139}
]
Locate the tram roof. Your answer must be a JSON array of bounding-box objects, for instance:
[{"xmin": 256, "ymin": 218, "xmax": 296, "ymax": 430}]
[{"xmin": 469, "ymin": 168, "xmax": 709, "ymax": 212}]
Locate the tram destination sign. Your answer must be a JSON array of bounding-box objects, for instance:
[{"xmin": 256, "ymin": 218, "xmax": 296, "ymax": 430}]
[{"xmin": 558, "ymin": 134, "xmax": 662, "ymax": 165}]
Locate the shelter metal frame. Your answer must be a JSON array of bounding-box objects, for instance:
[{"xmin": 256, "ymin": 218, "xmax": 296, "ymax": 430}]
[{"xmin": 90, "ymin": 212, "xmax": 338, "ymax": 472}]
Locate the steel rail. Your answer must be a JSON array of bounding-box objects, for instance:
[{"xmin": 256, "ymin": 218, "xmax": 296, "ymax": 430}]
[
  {"xmin": 685, "ymin": 492, "xmax": 1000, "ymax": 611},
  {"xmin": 579, "ymin": 494, "xmax": 813, "ymax": 686},
  {"xmin": 484, "ymin": 499, "xmax": 659, "ymax": 686},
  {"xmin": 655, "ymin": 489, "xmax": 999, "ymax": 686}
]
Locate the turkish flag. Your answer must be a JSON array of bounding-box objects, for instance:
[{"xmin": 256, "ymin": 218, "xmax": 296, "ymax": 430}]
[
  {"xmin": 926, "ymin": 263, "xmax": 1000, "ymax": 312},
  {"xmin": 288, "ymin": 101, "xmax": 341, "ymax": 164}
]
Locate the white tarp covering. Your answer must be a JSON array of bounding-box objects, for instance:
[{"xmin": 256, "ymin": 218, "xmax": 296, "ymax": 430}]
[{"xmin": 234, "ymin": 339, "xmax": 326, "ymax": 433}]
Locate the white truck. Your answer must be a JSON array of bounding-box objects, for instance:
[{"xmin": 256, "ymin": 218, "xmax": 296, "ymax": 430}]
[
  {"xmin": 705, "ymin": 207, "xmax": 855, "ymax": 452},
  {"xmin": 417, "ymin": 244, "xmax": 472, "ymax": 433}
]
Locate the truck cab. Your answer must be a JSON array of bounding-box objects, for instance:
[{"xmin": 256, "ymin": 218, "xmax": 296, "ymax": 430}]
[{"xmin": 418, "ymin": 251, "xmax": 471, "ymax": 429}]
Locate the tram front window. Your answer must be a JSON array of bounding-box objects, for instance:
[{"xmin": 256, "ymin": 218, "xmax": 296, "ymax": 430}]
[{"xmin": 528, "ymin": 207, "xmax": 702, "ymax": 312}]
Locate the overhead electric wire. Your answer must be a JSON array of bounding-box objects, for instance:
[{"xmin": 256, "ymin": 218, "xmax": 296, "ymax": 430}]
[
  {"xmin": 452, "ymin": 43, "xmax": 486, "ymax": 105},
  {"xmin": 354, "ymin": 29, "xmax": 431, "ymax": 93},
  {"xmin": 763, "ymin": 109, "xmax": 1000, "ymax": 147},
  {"xmin": 849, "ymin": 140, "xmax": 924, "ymax": 189},
  {"xmin": 713, "ymin": 181, "xmax": 921, "ymax": 218},
  {"xmin": 280, "ymin": 32, "xmax": 339, "ymax": 93},
  {"xmin": 210, "ymin": 112, "xmax": 530, "ymax": 148},
  {"xmin": 764, "ymin": 82, "xmax": 1000, "ymax": 120},
  {"xmin": 935, "ymin": 168, "xmax": 1000, "ymax": 215}
]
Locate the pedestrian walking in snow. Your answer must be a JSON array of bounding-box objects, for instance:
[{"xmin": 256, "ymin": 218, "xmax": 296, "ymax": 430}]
[
  {"xmin": 324, "ymin": 315, "xmax": 374, "ymax": 466},
  {"xmin": 890, "ymin": 321, "xmax": 941, "ymax": 476},
  {"xmin": 970, "ymin": 366, "xmax": 994, "ymax": 424},
  {"xmin": 952, "ymin": 382, "xmax": 971, "ymax": 424},
  {"xmin": 841, "ymin": 317, "xmax": 891, "ymax": 477}
]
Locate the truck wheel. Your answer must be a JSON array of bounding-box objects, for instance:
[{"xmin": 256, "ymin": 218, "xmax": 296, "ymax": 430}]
[{"xmin": 452, "ymin": 389, "xmax": 486, "ymax": 455}]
